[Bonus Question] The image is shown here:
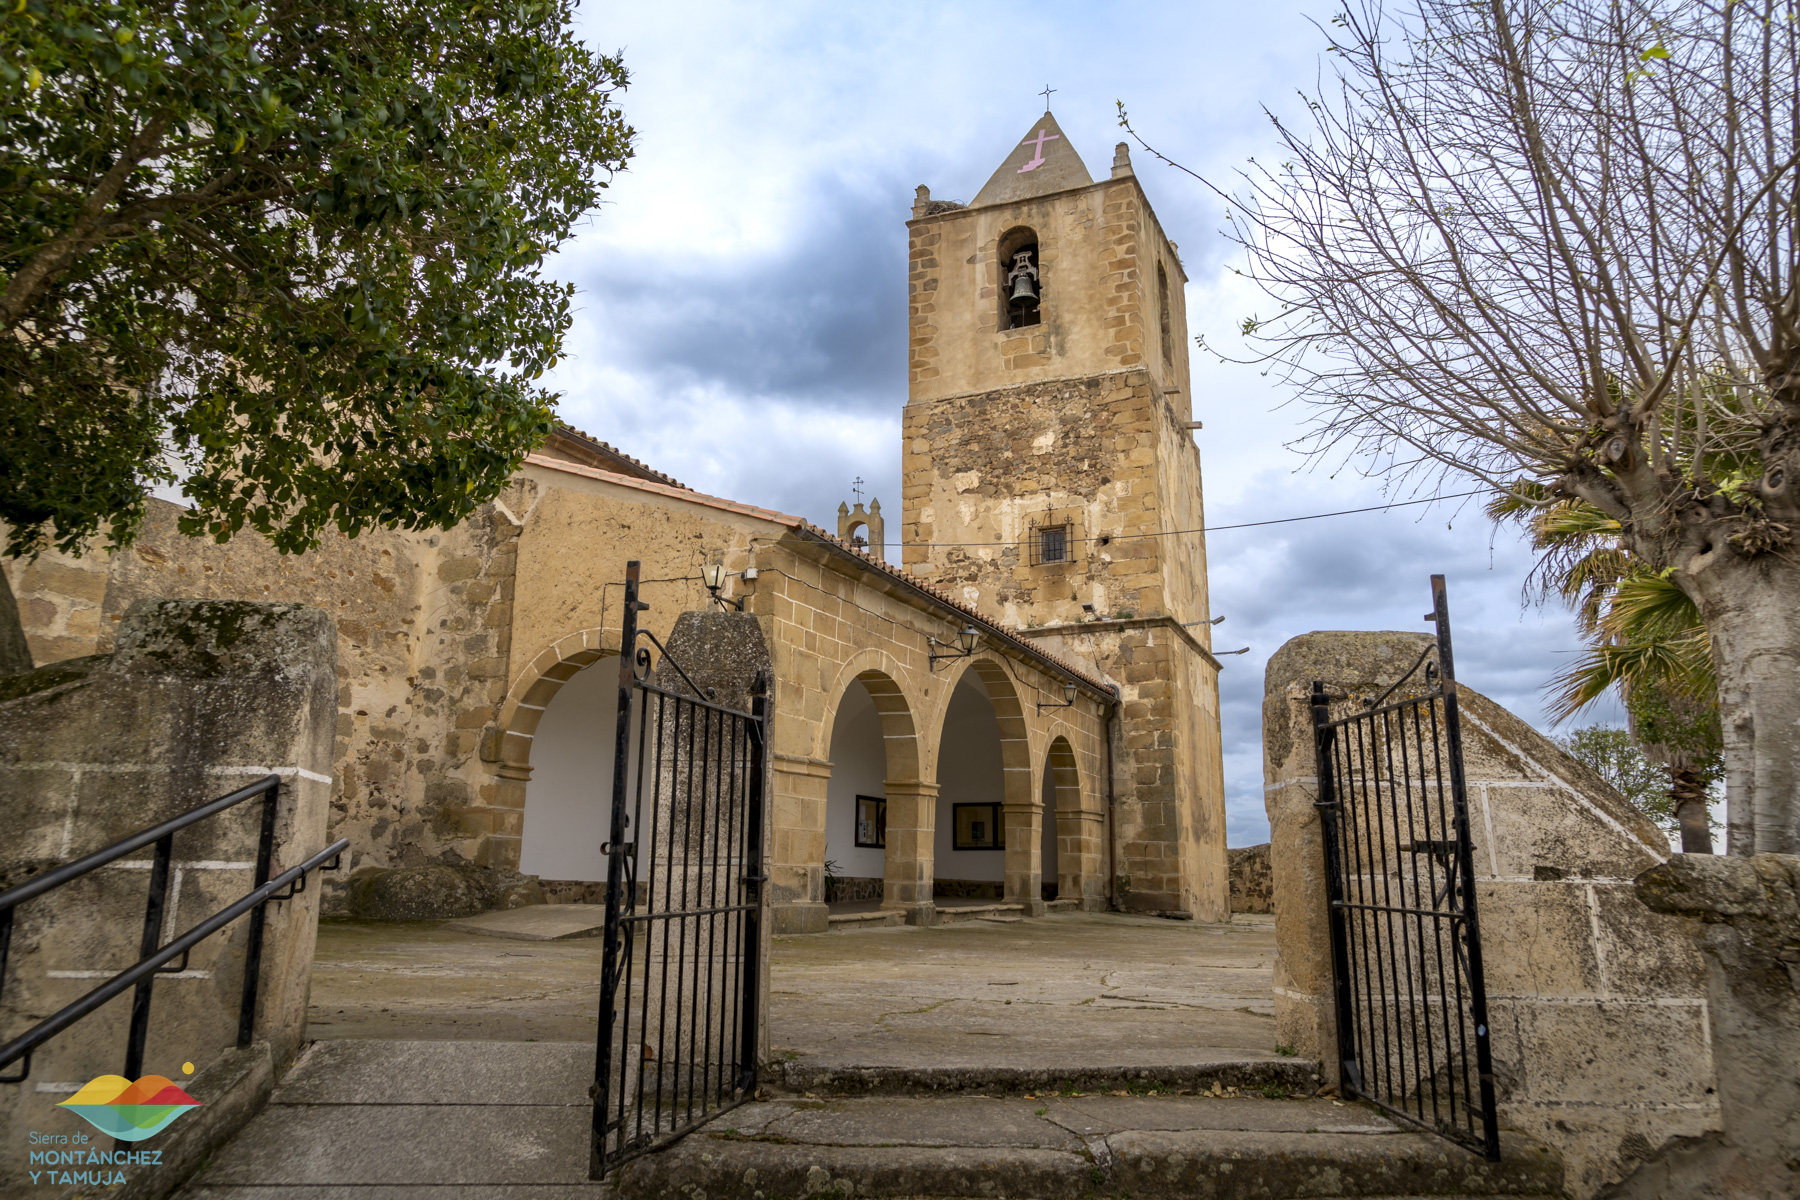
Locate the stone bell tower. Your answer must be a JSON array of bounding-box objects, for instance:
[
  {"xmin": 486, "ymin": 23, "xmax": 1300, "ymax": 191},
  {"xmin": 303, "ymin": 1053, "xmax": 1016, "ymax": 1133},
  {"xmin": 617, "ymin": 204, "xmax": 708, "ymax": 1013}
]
[{"xmin": 899, "ymin": 111, "xmax": 1230, "ymax": 920}]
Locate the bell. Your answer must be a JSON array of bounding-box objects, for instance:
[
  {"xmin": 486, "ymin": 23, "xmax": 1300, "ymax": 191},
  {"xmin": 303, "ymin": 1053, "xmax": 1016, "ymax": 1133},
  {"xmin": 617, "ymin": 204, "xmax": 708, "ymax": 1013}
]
[{"xmin": 1010, "ymin": 272, "xmax": 1038, "ymax": 304}]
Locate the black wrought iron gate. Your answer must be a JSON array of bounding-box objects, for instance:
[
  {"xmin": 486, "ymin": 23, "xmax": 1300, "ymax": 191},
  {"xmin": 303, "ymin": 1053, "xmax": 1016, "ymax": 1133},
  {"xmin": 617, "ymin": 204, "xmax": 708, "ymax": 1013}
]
[
  {"xmin": 591, "ymin": 561, "xmax": 768, "ymax": 1177},
  {"xmin": 1310, "ymin": 574, "xmax": 1501, "ymax": 1160}
]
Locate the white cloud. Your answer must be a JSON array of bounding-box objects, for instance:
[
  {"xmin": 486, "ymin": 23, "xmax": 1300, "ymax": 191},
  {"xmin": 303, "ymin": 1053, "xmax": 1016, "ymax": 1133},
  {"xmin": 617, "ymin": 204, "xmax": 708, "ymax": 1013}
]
[{"xmin": 543, "ymin": 0, "xmax": 1620, "ymax": 845}]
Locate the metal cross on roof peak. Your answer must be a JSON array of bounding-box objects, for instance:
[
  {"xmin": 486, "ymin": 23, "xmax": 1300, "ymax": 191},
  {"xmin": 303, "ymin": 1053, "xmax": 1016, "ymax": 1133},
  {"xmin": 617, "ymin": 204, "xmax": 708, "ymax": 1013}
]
[
  {"xmin": 1039, "ymin": 85, "xmax": 1056, "ymax": 112},
  {"xmin": 851, "ymin": 476, "xmax": 865, "ymax": 504}
]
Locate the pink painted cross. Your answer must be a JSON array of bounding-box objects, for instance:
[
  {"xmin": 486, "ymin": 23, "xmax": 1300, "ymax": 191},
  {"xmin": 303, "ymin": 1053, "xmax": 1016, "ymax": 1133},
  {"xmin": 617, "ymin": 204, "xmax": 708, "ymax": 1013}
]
[{"xmin": 1017, "ymin": 127, "xmax": 1061, "ymax": 173}]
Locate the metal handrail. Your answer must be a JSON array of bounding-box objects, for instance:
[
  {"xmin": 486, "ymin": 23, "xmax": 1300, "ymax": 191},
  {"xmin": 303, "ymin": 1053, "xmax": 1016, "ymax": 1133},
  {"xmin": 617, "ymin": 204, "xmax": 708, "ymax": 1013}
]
[
  {"xmin": 0, "ymin": 838, "xmax": 348, "ymax": 1076},
  {"xmin": 0, "ymin": 775, "xmax": 285, "ymax": 914},
  {"xmin": 0, "ymin": 773, "xmax": 344, "ymax": 1088}
]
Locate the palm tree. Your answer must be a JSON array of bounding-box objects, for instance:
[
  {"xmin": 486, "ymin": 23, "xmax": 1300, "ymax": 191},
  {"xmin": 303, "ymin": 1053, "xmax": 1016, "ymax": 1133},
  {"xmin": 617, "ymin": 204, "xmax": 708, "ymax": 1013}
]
[{"xmin": 1490, "ymin": 492, "xmax": 1720, "ymax": 852}]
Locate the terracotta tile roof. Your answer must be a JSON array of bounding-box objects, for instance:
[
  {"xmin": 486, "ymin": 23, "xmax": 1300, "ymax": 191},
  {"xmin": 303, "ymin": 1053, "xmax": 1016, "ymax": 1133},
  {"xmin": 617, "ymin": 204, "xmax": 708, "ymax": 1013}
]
[
  {"xmin": 784, "ymin": 522, "xmax": 1116, "ymax": 700},
  {"xmin": 517, "ymin": 456, "xmax": 1115, "ymax": 700},
  {"xmin": 542, "ymin": 425, "xmax": 689, "ymax": 490}
]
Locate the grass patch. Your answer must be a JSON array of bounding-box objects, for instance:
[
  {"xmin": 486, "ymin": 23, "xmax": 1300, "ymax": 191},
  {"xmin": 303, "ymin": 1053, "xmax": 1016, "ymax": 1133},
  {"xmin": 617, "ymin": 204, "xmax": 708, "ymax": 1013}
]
[{"xmin": 1275, "ymin": 1042, "xmax": 1297, "ymax": 1057}]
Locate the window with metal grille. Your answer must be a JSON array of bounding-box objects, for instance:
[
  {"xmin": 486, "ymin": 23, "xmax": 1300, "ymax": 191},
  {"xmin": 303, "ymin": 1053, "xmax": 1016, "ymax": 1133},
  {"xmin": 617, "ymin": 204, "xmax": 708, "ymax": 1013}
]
[{"xmin": 1039, "ymin": 525, "xmax": 1070, "ymax": 564}]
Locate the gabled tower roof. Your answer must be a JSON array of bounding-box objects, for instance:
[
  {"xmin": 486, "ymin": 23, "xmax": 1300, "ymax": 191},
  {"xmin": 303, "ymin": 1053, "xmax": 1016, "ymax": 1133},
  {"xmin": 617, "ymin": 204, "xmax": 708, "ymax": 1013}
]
[{"xmin": 970, "ymin": 111, "xmax": 1093, "ymax": 208}]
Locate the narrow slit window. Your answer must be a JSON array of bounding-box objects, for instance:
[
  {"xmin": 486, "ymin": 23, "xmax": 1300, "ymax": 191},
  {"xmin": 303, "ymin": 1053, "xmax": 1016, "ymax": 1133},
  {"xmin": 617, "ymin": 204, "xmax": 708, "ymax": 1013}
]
[{"xmin": 1158, "ymin": 262, "xmax": 1173, "ymax": 364}]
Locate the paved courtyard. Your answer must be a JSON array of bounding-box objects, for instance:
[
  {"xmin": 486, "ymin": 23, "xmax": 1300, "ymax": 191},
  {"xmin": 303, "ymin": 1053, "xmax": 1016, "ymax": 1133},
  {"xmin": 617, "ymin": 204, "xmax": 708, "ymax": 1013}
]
[{"xmin": 306, "ymin": 909, "xmax": 1287, "ymax": 1074}]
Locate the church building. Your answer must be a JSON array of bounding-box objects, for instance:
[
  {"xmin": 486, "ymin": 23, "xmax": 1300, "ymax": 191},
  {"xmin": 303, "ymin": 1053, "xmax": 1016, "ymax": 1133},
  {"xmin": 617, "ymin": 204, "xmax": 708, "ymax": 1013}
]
[{"xmin": 3, "ymin": 112, "xmax": 1232, "ymax": 927}]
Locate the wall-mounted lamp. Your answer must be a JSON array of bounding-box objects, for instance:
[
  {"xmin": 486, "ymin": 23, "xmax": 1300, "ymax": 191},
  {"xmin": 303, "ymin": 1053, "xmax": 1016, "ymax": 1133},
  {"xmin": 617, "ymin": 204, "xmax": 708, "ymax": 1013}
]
[
  {"xmin": 928, "ymin": 625, "xmax": 979, "ymax": 670},
  {"xmin": 701, "ymin": 561, "xmax": 746, "ymax": 611},
  {"xmin": 1038, "ymin": 679, "xmax": 1079, "ymax": 711}
]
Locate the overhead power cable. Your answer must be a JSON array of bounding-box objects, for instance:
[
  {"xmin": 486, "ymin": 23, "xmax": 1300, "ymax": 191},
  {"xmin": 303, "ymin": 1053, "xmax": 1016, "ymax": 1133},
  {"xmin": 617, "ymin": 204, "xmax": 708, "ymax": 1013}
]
[{"xmin": 897, "ymin": 489, "xmax": 1488, "ymax": 549}]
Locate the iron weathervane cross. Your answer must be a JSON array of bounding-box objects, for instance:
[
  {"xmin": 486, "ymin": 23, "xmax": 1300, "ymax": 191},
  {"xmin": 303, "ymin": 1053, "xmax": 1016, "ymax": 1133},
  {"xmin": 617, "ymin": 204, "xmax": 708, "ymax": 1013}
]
[
  {"xmin": 1039, "ymin": 85, "xmax": 1056, "ymax": 111},
  {"xmin": 851, "ymin": 476, "xmax": 865, "ymax": 504}
]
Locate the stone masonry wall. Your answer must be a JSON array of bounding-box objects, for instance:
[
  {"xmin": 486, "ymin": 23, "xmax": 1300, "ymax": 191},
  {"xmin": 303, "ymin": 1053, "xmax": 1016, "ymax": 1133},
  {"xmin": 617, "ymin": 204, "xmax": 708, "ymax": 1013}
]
[
  {"xmin": 7, "ymin": 463, "xmax": 1116, "ymax": 930},
  {"xmin": 0, "ymin": 600, "xmax": 336, "ymax": 1189},
  {"xmin": 6, "ymin": 494, "xmax": 527, "ymax": 905},
  {"xmin": 1024, "ymin": 617, "xmax": 1229, "ymax": 921},
  {"xmin": 1624, "ymin": 853, "xmax": 1800, "ymax": 1199},
  {"xmin": 1229, "ymin": 844, "xmax": 1274, "ymax": 914},
  {"xmin": 901, "ymin": 371, "xmax": 1188, "ymax": 627},
  {"xmin": 1263, "ymin": 631, "xmax": 1717, "ymax": 1199},
  {"xmin": 905, "ymin": 174, "xmax": 1190, "ymax": 407}
]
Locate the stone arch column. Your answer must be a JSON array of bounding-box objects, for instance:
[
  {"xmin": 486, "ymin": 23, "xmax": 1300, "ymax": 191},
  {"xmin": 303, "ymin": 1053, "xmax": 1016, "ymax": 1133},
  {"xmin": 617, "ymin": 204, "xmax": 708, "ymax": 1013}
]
[{"xmin": 1045, "ymin": 734, "xmax": 1104, "ymax": 910}]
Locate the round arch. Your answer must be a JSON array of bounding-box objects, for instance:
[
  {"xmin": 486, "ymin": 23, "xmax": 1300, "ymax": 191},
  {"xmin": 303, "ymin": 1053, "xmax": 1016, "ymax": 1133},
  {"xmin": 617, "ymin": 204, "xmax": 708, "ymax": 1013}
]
[
  {"xmin": 932, "ymin": 654, "xmax": 1040, "ymax": 911},
  {"xmin": 497, "ymin": 626, "xmax": 622, "ymax": 772},
  {"xmin": 817, "ymin": 649, "xmax": 924, "ymax": 783},
  {"xmin": 478, "ymin": 626, "xmax": 623, "ymax": 877},
  {"xmin": 931, "ymin": 654, "xmax": 1034, "ymax": 806},
  {"xmin": 814, "ymin": 655, "xmax": 930, "ymax": 916}
]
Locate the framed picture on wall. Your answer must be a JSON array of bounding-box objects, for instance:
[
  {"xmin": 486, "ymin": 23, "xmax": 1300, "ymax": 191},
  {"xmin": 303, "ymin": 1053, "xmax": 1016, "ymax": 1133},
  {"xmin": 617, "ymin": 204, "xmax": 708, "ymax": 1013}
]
[
  {"xmin": 855, "ymin": 795, "xmax": 886, "ymax": 848},
  {"xmin": 953, "ymin": 802, "xmax": 1005, "ymax": 850}
]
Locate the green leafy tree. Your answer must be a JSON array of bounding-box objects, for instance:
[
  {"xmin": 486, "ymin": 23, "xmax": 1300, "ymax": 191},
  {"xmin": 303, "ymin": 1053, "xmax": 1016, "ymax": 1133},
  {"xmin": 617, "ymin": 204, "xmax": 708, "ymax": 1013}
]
[
  {"xmin": 1554, "ymin": 726, "xmax": 1667, "ymax": 822},
  {"xmin": 0, "ymin": 0, "xmax": 634, "ymax": 671}
]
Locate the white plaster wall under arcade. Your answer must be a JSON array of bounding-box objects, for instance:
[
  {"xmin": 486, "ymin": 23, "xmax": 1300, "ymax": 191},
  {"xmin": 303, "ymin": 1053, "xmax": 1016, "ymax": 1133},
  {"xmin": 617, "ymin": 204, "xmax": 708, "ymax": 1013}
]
[
  {"xmin": 824, "ymin": 679, "xmax": 887, "ymax": 905},
  {"xmin": 934, "ymin": 673, "xmax": 1007, "ymax": 904},
  {"xmin": 519, "ymin": 655, "xmax": 643, "ymax": 902}
]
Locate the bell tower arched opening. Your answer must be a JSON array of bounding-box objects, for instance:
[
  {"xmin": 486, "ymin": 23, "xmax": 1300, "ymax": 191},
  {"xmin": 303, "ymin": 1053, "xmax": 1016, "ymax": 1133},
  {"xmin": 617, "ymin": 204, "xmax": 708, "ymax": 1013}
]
[{"xmin": 998, "ymin": 225, "xmax": 1041, "ymax": 330}]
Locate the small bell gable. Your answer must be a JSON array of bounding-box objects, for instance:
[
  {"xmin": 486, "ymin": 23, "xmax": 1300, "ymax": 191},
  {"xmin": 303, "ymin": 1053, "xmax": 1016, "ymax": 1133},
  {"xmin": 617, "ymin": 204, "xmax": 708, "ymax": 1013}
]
[{"xmin": 970, "ymin": 111, "xmax": 1093, "ymax": 208}]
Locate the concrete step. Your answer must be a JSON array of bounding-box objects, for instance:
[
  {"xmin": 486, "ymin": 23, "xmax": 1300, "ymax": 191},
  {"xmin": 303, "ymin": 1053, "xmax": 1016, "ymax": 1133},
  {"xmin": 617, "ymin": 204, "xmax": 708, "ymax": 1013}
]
[
  {"xmin": 773, "ymin": 1056, "xmax": 1320, "ymax": 1097},
  {"xmin": 175, "ymin": 1040, "xmax": 609, "ymax": 1197},
  {"xmin": 612, "ymin": 1094, "xmax": 1564, "ymax": 1200}
]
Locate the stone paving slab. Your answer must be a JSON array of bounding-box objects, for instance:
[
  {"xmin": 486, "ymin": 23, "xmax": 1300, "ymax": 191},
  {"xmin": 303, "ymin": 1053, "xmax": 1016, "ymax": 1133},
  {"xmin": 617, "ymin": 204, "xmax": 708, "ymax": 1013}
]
[
  {"xmin": 272, "ymin": 1038, "xmax": 593, "ymax": 1106},
  {"xmin": 177, "ymin": 1040, "xmax": 1560, "ymax": 1200},
  {"xmin": 443, "ymin": 904, "xmax": 610, "ymax": 941},
  {"xmin": 192, "ymin": 1104, "xmax": 596, "ymax": 1187}
]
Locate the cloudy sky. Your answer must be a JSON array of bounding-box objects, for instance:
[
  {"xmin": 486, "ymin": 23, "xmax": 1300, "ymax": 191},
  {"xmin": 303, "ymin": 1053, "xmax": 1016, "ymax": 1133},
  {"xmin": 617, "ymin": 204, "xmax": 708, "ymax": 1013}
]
[{"xmin": 545, "ymin": 0, "xmax": 1622, "ymax": 846}]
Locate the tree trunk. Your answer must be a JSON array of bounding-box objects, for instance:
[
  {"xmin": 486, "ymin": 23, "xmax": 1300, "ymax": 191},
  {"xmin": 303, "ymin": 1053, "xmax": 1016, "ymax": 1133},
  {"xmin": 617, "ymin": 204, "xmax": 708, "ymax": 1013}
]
[
  {"xmin": 1682, "ymin": 550, "xmax": 1800, "ymax": 856},
  {"xmin": 1669, "ymin": 766, "xmax": 1714, "ymax": 855},
  {"xmin": 0, "ymin": 566, "xmax": 32, "ymax": 676}
]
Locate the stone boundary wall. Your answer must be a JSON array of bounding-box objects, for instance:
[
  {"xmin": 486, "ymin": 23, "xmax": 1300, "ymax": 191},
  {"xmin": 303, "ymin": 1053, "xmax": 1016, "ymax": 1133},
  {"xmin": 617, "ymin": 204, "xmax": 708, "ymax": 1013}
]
[
  {"xmin": 933, "ymin": 879, "xmax": 1005, "ymax": 900},
  {"xmin": 1228, "ymin": 844, "xmax": 1273, "ymax": 913},
  {"xmin": 0, "ymin": 600, "xmax": 336, "ymax": 1192},
  {"xmin": 1263, "ymin": 631, "xmax": 1717, "ymax": 1200},
  {"xmin": 1621, "ymin": 854, "xmax": 1800, "ymax": 1199},
  {"xmin": 824, "ymin": 876, "xmax": 883, "ymax": 904}
]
